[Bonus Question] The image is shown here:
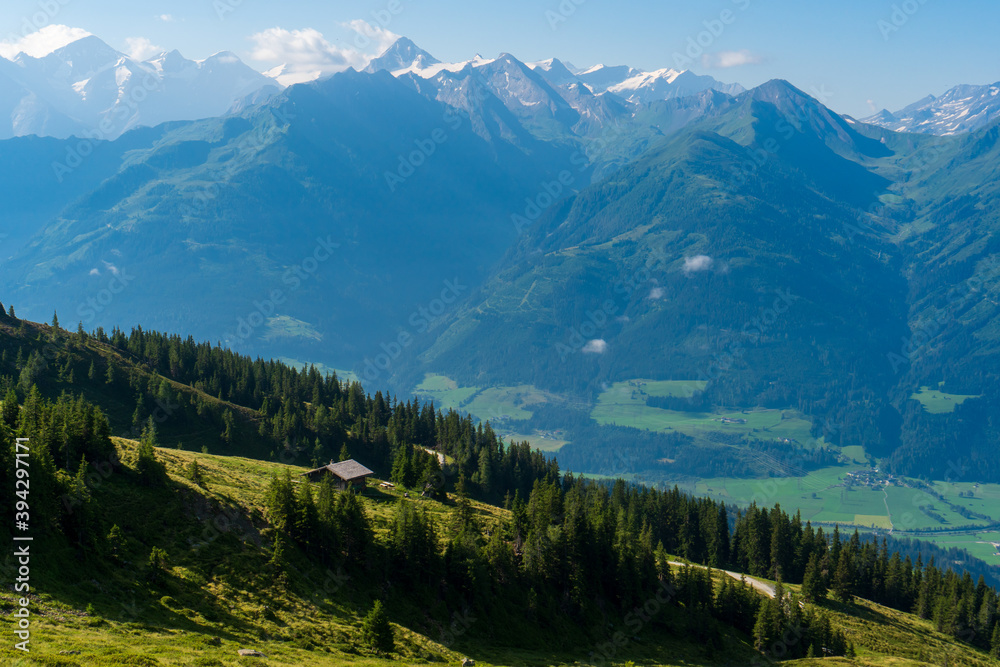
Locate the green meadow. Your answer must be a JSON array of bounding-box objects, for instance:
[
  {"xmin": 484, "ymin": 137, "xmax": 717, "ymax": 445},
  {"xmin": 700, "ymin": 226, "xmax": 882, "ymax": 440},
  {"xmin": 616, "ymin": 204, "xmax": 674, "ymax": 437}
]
[
  {"xmin": 408, "ymin": 375, "xmax": 1000, "ymax": 566},
  {"xmin": 591, "ymin": 379, "xmax": 821, "ymax": 447},
  {"xmin": 911, "ymin": 385, "xmax": 980, "ymax": 414},
  {"xmin": 413, "ymin": 374, "xmax": 559, "ymax": 422}
]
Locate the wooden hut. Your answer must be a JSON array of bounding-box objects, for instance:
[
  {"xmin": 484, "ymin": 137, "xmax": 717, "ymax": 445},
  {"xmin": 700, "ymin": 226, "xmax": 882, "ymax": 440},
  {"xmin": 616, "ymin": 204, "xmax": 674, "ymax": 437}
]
[{"xmin": 301, "ymin": 459, "xmax": 374, "ymax": 491}]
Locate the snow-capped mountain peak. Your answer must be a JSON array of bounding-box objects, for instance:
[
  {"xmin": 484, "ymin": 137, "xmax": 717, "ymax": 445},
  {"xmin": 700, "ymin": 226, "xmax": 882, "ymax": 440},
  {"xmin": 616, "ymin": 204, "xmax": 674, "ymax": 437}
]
[
  {"xmin": 527, "ymin": 58, "xmax": 578, "ymax": 86},
  {"xmin": 364, "ymin": 37, "xmax": 440, "ymax": 74},
  {"xmin": 0, "ymin": 34, "xmax": 280, "ymax": 140},
  {"xmin": 862, "ymin": 82, "xmax": 1000, "ymax": 135}
]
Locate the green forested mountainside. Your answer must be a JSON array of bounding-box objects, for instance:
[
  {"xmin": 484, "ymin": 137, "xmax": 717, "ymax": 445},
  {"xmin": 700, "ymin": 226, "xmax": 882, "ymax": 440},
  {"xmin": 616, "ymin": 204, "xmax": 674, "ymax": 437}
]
[
  {"xmin": 0, "ymin": 68, "xmax": 575, "ymax": 368},
  {"xmin": 405, "ymin": 82, "xmax": 1000, "ymax": 481},
  {"xmin": 3, "ymin": 310, "xmax": 1000, "ymax": 665},
  {"xmin": 0, "ymin": 126, "xmax": 176, "ymax": 259},
  {"xmin": 4, "ymin": 74, "xmax": 1000, "ymax": 482}
]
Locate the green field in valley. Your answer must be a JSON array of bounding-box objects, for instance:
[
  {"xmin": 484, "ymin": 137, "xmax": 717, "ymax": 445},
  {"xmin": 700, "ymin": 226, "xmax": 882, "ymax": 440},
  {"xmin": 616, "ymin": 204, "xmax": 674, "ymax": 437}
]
[
  {"xmin": 910, "ymin": 385, "xmax": 980, "ymax": 414},
  {"xmin": 591, "ymin": 379, "xmax": 822, "ymax": 447},
  {"xmin": 409, "ymin": 375, "xmax": 1000, "ymax": 566},
  {"xmin": 263, "ymin": 315, "xmax": 322, "ymax": 342},
  {"xmin": 494, "ymin": 430, "xmax": 571, "ymax": 452},
  {"xmin": 413, "ymin": 374, "xmax": 562, "ymax": 423},
  {"xmin": 678, "ymin": 466, "xmax": 1000, "ymax": 561}
]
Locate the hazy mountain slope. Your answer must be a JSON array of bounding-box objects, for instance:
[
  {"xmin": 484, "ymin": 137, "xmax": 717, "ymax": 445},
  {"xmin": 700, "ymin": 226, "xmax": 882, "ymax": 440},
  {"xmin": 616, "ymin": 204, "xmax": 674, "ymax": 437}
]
[
  {"xmin": 408, "ymin": 84, "xmax": 909, "ymax": 455},
  {"xmin": 0, "ymin": 125, "xmax": 172, "ymax": 259},
  {"xmin": 401, "ymin": 82, "xmax": 1000, "ymax": 478},
  {"xmin": 0, "ymin": 69, "xmax": 571, "ymax": 369}
]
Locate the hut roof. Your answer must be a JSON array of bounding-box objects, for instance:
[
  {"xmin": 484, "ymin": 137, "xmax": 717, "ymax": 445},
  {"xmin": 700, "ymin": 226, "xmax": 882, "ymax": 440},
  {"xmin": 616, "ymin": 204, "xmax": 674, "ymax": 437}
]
[{"xmin": 303, "ymin": 459, "xmax": 374, "ymax": 481}]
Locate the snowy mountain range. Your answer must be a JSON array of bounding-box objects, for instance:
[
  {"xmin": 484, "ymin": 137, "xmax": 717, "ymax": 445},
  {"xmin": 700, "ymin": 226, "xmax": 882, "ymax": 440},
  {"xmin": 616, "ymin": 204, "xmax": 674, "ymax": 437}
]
[
  {"xmin": 0, "ymin": 34, "xmax": 280, "ymax": 140},
  {"xmin": 861, "ymin": 81, "xmax": 1000, "ymax": 135},
  {"xmin": 368, "ymin": 37, "xmax": 743, "ymax": 112},
  {"xmin": 361, "ymin": 37, "xmax": 742, "ymax": 141},
  {"xmin": 0, "ymin": 32, "xmax": 742, "ymax": 141}
]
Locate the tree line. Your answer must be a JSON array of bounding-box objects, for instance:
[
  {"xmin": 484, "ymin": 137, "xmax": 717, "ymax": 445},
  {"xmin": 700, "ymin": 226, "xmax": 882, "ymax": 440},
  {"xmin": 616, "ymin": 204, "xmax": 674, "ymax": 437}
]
[{"xmin": 1, "ymin": 311, "xmax": 999, "ymax": 658}]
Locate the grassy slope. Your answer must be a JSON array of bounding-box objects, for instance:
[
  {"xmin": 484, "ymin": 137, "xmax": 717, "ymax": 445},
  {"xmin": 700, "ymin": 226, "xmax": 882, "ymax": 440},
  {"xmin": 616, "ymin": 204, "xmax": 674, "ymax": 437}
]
[
  {"xmin": 0, "ymin": 440, "xmax": 755, "ymax": 667},
  {"xmin": 2, "ymin": 442, "xmax": 998, "ymax": 666}
]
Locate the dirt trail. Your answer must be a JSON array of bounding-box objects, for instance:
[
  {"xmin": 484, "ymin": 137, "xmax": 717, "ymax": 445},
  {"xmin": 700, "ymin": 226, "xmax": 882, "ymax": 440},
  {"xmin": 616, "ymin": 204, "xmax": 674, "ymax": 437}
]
[{"xmin": 668, "ymin": 561, "xmax": 776, "ymax": 598}]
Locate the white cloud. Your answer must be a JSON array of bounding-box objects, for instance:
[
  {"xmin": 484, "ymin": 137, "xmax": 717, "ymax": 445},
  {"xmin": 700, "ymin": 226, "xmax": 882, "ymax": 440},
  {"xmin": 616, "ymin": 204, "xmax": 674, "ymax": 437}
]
[
  {"xmin": 346, "ymin": 19, "xmax": 399, "ymax": 54},
  {"xmin": 683, "ymin": 255, "xmax": 714, "ymax": 275},
  {"xmin": 249, "ymin": 27, "xmax": 368, "ymax": 86},
  {"xmin": 124, "ymin": 37, "xmax": 163, "ymax": 61},
  {"xmin": 89, "ymin": 268, "xmax": 101, "ymax": 276},
  {"xmin": 582, "ymin": 339, "xmax": 608, "ymax": 354},
  {"xmin": 157, "ymin": 14, "xmax": 175, "ymax": 22},
  {"xmin": 649, "ymin": 287, "xmax": 665, "ymax": 300},
  {"xmin": 0, "ymin": 25, "xmax": 91, "ymax": 59},
  {"xmin": 700, "ymin": 50, "xmax": 763, "ymax": 69}
]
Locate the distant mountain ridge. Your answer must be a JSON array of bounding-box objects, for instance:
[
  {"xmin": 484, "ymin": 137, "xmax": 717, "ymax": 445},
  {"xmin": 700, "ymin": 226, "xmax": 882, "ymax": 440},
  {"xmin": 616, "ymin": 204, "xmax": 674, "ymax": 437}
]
[
  {"xmin": 861, "ymin": 80, "xmax": 1000, "ymax": 135},
  {"xmin": 0, "ymin": 32, "xmax": 742, "ymax": 142},
  {"xmin": 0, "ymin": 34, "xmax": 280, "ymax": 140},
  {"xmin": 359, "ymin": 37, "xmax": 746, "ymax": 173}
]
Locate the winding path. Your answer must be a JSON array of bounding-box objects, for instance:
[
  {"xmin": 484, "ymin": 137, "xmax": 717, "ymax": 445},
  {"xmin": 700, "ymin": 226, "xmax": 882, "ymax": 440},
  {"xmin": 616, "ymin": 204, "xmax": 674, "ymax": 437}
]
[
  {"xmin": 882, "ymin": 487, "xmax": 895, "ymax": 535},
  {"xmin": 668, "ymin": 561, "xmax": 776, "ymax": 599}
]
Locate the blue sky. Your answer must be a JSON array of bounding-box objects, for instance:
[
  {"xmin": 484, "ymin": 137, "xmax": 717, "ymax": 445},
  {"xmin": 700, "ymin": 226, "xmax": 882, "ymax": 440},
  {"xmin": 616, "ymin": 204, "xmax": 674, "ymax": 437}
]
[{"xmin": 1, "ymin": 0, "xmax": 997, "ymax": 117}]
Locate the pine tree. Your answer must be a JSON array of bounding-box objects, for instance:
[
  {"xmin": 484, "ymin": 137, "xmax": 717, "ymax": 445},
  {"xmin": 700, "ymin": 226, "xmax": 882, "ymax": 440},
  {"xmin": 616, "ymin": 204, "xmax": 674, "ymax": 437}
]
[
  {"xmin": 221, "ymin": 409, "xmax": 236, "ymax": 445},
  {"xmin": 147, "ymin": 546, "xmax": 168, "ymax": 583},
  {"xmin": 135, "ymin": 417, "xmax": 167, "ymax": 486},
  {"xmin": 294, "ymin": 481, "xmax": 319, "ymax": 549},
  {"xmin": 1, "ymin": 388, "xmax": 18, "ymax": 428},
  {"xmin": 360, "ymin": 600, "xmax": 394, "ymax": 654},
  {"xmin": 390, "ymin": 445, "xmax": 413, "ymax": 487},
  {"xmin": 187, "ymin": 459, "xmax": 204, "ymax": 486},
  {"xmin": 802, "ymin": 553, "xmax": 827, "ymax": 602},
  {"xmin": 107, "ymin": 524, "xmax": 127, "ymax": 563},
  {"xmin": 832, "ymin": 550, "xmax": 856, "ymax": 602},
  {"xmin": 51, "ymin": 310, "xmax": 60, "ymax": 329},
  {"xmin": 339, "ymin": 442, "xmax": 351, "ymax": 462}
]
